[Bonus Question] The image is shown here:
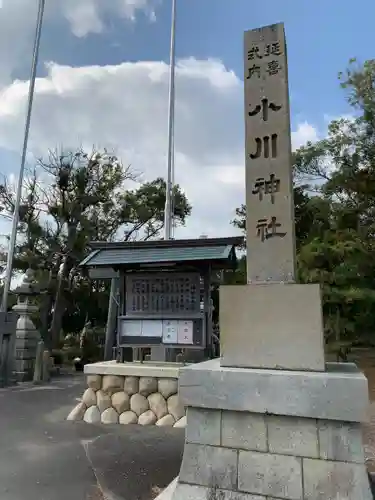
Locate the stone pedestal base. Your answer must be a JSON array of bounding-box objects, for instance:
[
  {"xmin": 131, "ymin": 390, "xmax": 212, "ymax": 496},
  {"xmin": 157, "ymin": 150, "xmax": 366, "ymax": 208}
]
[
  {"xmin": 14, "ymin": 332, "xmax": 40, "ymax": 382},
  {"xmin": 172, "ymin": 359, "xmax": 372, "ymax": 500}
]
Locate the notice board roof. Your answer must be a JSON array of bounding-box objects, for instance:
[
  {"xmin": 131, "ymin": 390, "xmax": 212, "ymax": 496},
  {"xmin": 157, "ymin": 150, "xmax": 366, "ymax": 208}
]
[{"xmin": 79, "ymin": 237, "xmax": 243, "ymax": 270}]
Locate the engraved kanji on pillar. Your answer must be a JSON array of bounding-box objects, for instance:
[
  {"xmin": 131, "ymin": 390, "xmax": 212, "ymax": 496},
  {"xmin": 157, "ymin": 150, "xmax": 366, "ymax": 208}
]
[{"xmin": 244, "ymin": 23, "xmax": 297, "ymax": 283}]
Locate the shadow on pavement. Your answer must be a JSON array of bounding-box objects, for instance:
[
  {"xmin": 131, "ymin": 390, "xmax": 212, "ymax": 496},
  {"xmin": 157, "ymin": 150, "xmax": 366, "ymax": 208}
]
[
  {"xmin": 83, "ymin": 425, "xmax": 184, "ymax": 500},
  {"xmin": 0, "ymin": 375, "xmax": 184, "ymax": 500}
]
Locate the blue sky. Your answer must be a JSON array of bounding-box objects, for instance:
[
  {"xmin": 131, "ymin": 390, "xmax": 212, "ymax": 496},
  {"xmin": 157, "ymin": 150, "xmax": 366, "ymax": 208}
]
[{"xmin": 0, "ymin": 0, "xmax": 374, "ymax": 243}]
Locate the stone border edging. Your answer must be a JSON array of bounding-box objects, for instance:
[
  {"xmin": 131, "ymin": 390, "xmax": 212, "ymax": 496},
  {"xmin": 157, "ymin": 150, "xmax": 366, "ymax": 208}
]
[{"xmin": 84, "ymin": 360, "xmax": 185, "ymax": 379}]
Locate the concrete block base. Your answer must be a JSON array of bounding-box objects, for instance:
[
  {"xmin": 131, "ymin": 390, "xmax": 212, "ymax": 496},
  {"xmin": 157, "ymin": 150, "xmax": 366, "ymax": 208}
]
[
  {"xmin": 170, "ymin": 474, "xmax": 371, "ymax": 500},
  {"xmin": 179, "ymin": 359, "xmax": 369, "ymax": 422},
  {"xmin": 14, "ymin": 331, "xmax": 40, "ymax": 382},
  {"xmin": 220, "ymin": 283, "xmax": 325, "ymax": 371},
  {"xmin": 14, "ymin": 370, "xmax": 31, "ymax": 383},
  {"xmin": 14, "ymin": 357, "xmax": 36, "ymax": 382},
  {"xmin": 171, "ymin": 360, "xmax": 372, "ymax": 499}
]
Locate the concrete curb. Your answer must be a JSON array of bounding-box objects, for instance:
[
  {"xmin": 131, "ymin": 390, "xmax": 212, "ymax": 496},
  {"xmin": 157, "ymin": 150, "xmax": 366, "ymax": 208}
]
[
  {"xmin": 82, "ymin": 437, "xmax": 123, "ymax": 500},
  {"xmin": 154, "ymin": 478, "xmax": 178, "ymax": 500}
]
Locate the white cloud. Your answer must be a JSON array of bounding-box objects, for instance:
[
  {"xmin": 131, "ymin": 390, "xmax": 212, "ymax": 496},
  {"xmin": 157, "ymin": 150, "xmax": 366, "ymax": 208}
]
[
  {"xmin": 59, "ymin": 0, "xmax": 159, "ymax": 37},
  {"xmin": 0, "ymin": 0, "xmax": 158, "ymax": 86},
  {"xmin": 291, "ymin": 122, "xmax": 319, "ymax": 149},
  {"xmin": 60, "ymin": 0, "xmax": 104, "ymax": 38},
  {"xmin": 0, "ymin": 58, "xmax": 320, "ymax": 239}
]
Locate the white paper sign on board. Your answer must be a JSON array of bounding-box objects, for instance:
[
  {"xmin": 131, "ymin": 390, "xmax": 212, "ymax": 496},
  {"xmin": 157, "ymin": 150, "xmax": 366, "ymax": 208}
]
[
  {"xmin": 177, "ymin": 320, "xmax": 194, "ymax": 344},
  {"xmin": 162, "ymin": 320, "xmax": 178, "ymax": 343}
]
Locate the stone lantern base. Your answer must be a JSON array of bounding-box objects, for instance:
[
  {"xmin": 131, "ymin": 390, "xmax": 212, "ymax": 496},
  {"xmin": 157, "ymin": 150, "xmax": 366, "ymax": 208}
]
[{"xmin": 12, "ymin": 269, "xmax": 41, "ymax": 382}]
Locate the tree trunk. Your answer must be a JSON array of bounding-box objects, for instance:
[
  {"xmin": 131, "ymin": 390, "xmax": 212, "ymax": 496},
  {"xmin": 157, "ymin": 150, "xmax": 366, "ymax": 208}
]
[
  {"xmin": 335, "ymin": 309, "xmax": 341, "ymax": 362},
  {"xmin": 50, "ymin": 223, "xmax": 77, "ymax": 349},
  {"xmin": 40, "ymin": 268, "xmax": 56, "ymax": 350},
  {"xmin": 49, "ymin": 256, "xmax": 72, "ymax": 349}
]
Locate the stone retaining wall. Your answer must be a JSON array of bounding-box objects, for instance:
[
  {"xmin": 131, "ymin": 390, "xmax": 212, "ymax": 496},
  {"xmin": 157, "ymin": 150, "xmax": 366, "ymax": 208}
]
[{"xmin": 67, "ymin": 361, "xmax": 186, "ymax": 428}]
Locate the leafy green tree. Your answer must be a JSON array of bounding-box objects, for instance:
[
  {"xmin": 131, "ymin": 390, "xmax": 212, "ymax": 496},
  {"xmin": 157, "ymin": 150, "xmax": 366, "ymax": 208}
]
[
  {"xmin": 233, "ymin": 58, "xmax": 375, "ymax": 355},
  {"xmin": 0, "ymin": 147, "xmax": 192, "ymax": 347},
  {"xmin": 294, "ymin": 58, "xmax": 375, "ymax": 354}
]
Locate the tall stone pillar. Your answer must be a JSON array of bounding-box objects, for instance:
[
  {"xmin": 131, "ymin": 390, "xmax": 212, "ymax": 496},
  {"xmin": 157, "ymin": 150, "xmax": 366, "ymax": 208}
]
[
  {"xmin": 12, "ymin": 269, "xmax": 41, "ymax": 382},
  {"xmin": 169, "ymin": 23, "xmax": 372, "ymax": 500}
]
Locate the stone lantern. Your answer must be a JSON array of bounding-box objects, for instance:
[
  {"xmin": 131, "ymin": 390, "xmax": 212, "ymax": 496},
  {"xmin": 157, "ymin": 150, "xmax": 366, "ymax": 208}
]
[{"xmin": 12, "ymin": 269, "xmax": 41, "ymax": 381}]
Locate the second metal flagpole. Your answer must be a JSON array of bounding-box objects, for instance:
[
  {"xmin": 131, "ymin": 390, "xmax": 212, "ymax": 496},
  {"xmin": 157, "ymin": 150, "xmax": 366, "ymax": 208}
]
[
  {"xmin": 1, "ymin": 0, "xmax": 46, "ymax": 312},
  {"xmin": 163, "ymin": 0, "xmax": 177, "ymax": 240}
]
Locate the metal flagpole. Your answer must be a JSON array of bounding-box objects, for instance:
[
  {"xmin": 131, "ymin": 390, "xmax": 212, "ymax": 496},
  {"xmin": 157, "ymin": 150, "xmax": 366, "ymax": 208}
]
[
  {"xmin": 163, "ymin": 0, "xmax": 177, "ymax": 240},
  {"xmin": 1, "ymin": 0, "xmax": 46, "ymax": 312},
  {"xmin": 170, "ymin": 93, "xmax": 176, "ymax": 238},
  {"xmin": 158, "ymin": 0, "xmax": 177, "ymax": 362}
]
